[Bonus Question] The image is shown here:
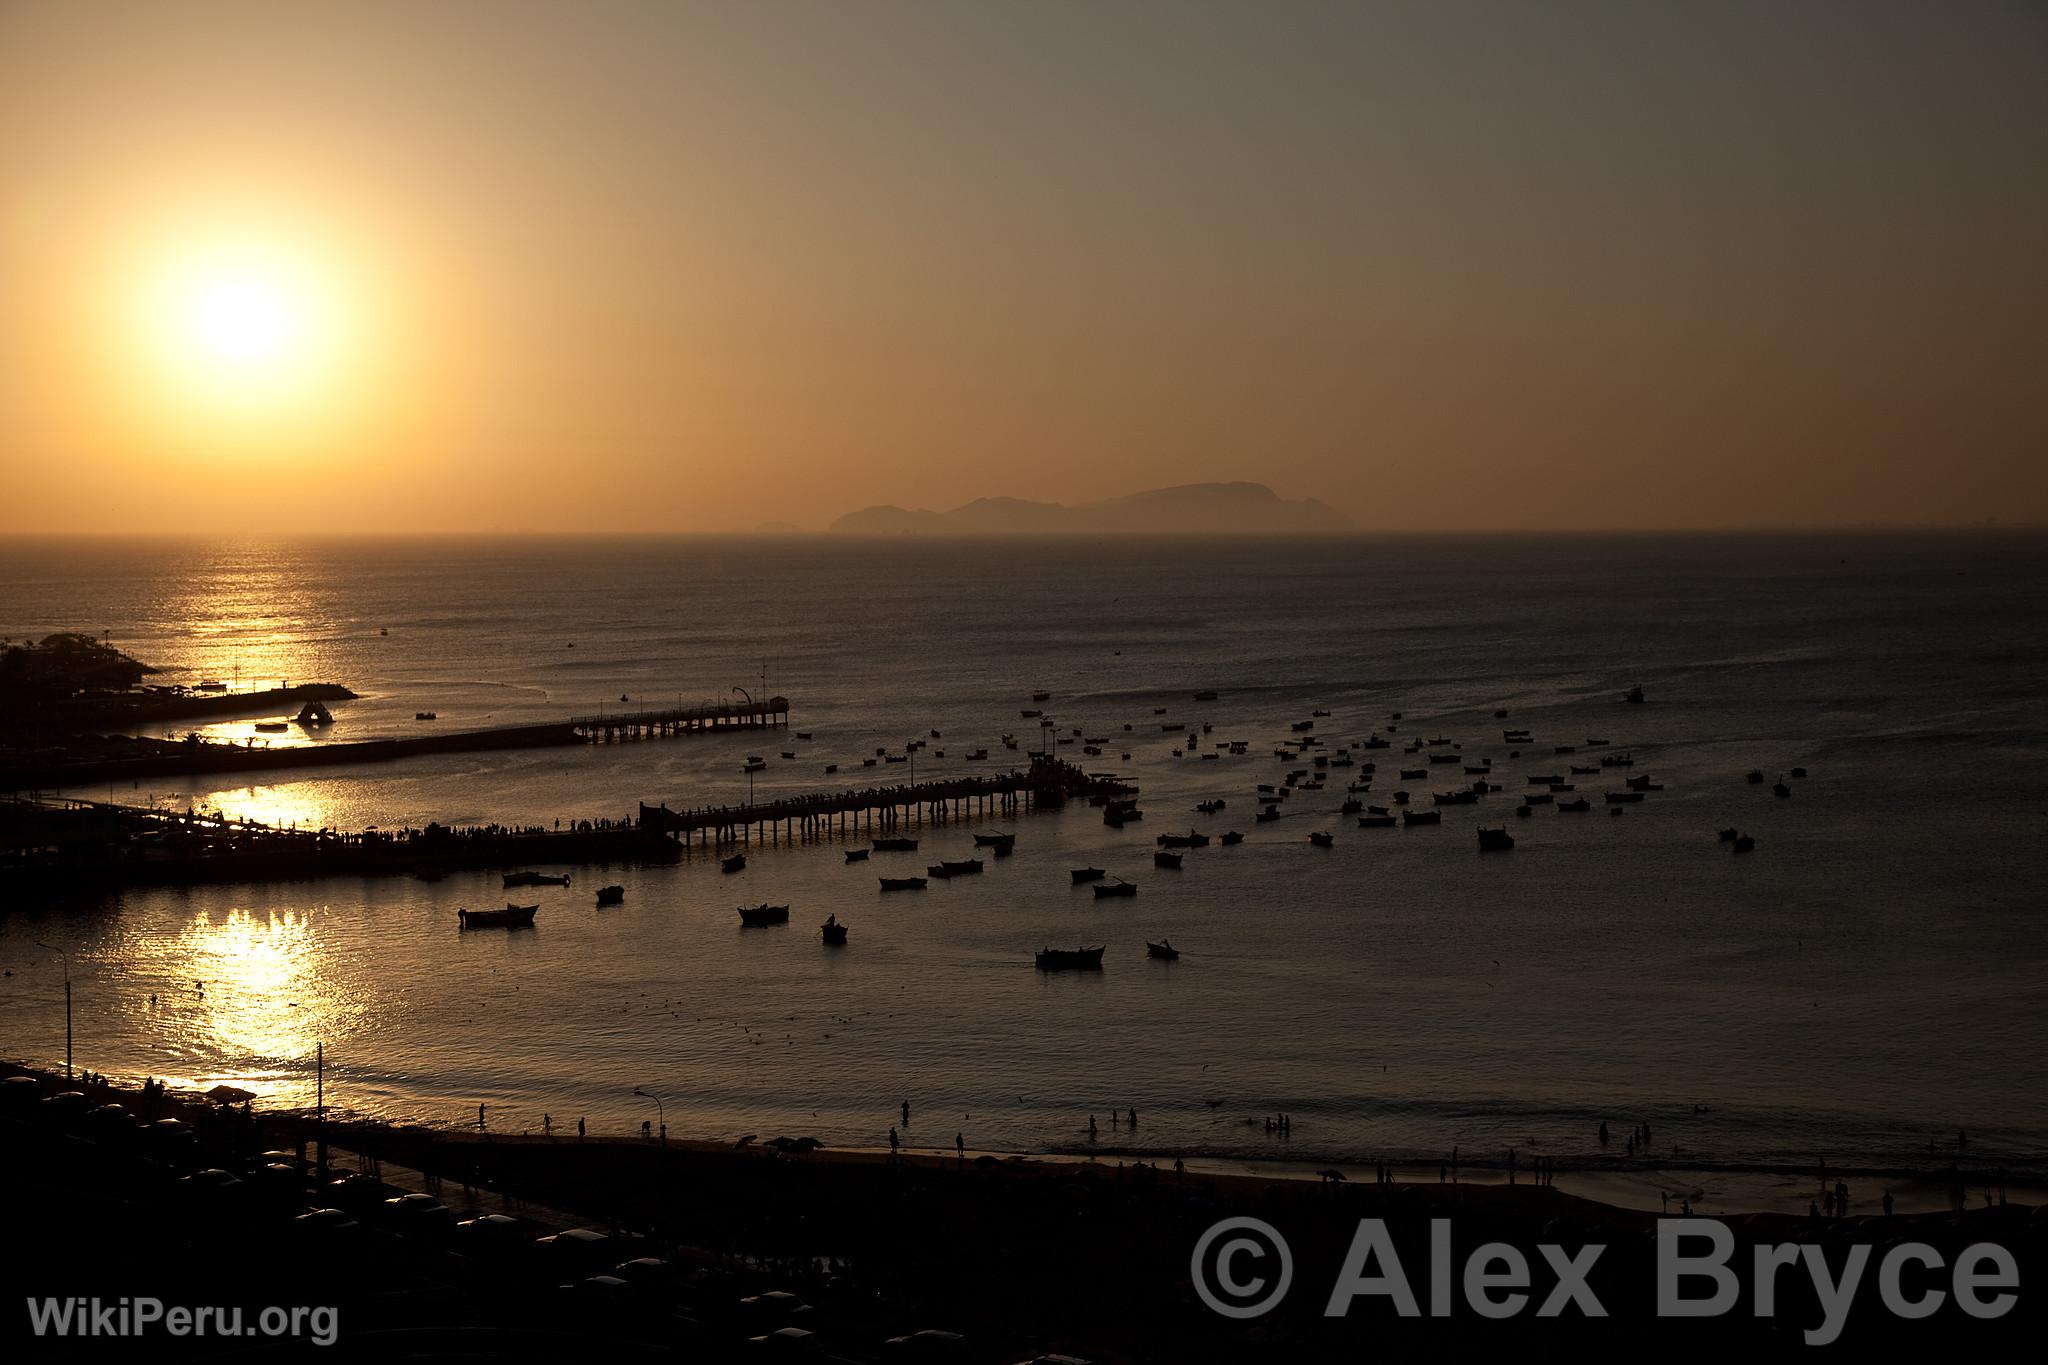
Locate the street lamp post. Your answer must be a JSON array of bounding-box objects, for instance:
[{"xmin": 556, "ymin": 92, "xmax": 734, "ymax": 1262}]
[
  {"xmin": 633, "ymin": 1087, "xmax": 667, "ymax": 1146},
  {"xmin": 35, "ymin": 942, "xmax": 71, "ymax": 1079}
]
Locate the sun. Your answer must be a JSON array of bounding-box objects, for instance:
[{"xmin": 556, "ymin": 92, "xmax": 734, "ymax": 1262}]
[{"xmin": 147, "ymin": 243, "xmax": 341, "ymax": 407}]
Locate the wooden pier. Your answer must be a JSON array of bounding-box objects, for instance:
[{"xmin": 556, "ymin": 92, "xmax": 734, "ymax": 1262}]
[
  {"xmin": 571, "ymin": 696, "xmax": 788, "ymax": 744},
  {"xmin": 639, "ymin": 754, "xmax": 1132, "ymax": 846}
]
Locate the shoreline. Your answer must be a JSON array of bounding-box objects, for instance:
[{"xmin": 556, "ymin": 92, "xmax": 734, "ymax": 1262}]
[{"xmin": 10, "ymin": 1059, "xmax": 2036, "ymax": 1219}]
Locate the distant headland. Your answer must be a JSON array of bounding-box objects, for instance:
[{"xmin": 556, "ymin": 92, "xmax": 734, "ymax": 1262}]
[{"xmin": 827, "ymin": 482, "xmax": 1355, "ymax": 535}]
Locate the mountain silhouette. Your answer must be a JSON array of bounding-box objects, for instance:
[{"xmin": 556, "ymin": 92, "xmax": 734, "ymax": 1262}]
[{"xmin": 828, "ymin": 482, "xmax": 1353, "ymax": 535}]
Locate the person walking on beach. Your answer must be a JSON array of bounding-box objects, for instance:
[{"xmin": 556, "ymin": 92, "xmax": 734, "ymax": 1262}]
[
  {"xmin": 1089, "ymin": 1113, "xmax": 1098, "ymax": 1137},
  {"xmin": 955, "ymin": 1131, "xmax": 964, "ymax": 1163},
  {"xmin": 543, "ymin": 1113, "xmax": 552, "ymax": 1136},
  {"xmin": 889, "ymin": 1126, "xmax": 900, "ymax": 1160},
  {"xmin": 478, "ymin": 1103, "xmax": 486, "ymax": 1132}
]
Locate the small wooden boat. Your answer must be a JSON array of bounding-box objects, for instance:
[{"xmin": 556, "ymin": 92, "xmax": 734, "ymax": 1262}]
[
  {"xmin": 1604, "ymin": 791, "xmax": 1644, "ymax": 804},
  {"xmin": 1157, "ymin": 830, "xmax": 1210, "ymax": 848},
  {"xmin": 1036, "ymin": 945, "xmax": 1106, "ymax": 971},
  {"xmin": 1625, "ymin": 685, "xmax": 1644, "ymax": 704},
  {"xmin": 1558, "ymin": 797, "xmax": 1592, "ymax": 812},
  {"xmin": 504, "ymin": 871, "xmax": 571, "ymax": 888},
  {"xmin": 1585, "ymin": 737, "xmax": 1608, "ymax": 747},
  {"xmin": 1477, "ymin": 827, "xmax": 1515, "ymax": 851},
  {"xmin": 1255, "ymin": 808, "xmax": 1281, "ymax": 823},
  {"xmin": 1401, "ymin": 810, "xmax": 1441, "ymax": 826},
  {"xmin": 1153, "ymin": 850, "xmax": 1183, "ymax": 869},
  {"xmin": 1070, "ymin": 867, "xmax": 1106, "ymax": 884},
  {"xmin": 825, "ymin": 764, "xmax": 839, "ymax": 774},
  {"xmin": 1031, "ymin": 690, "xmax": 1051, "ymax": 702},
  {"xmin": 796, "ymin": 731, "xmax": 812, "ymax": 739},
  {"xmin": 1020, "ymin": 709, "xmax": 1042, "ymax": 718},
  {"xmin": 1093, "ymin": 878, "xmax": 1137, "ymax": 898},
  {"xmin": 1601, "ymin": 752, "xmax": 1635, "ymax": 767},
  {"xmin": 1747, "ymin": 769, "xmax": 1765, "ymax": 783},
  {"xmin": 1146, "ymin": 939, "xmax": 1180, "ymax": 961},
  {"xmin": 1433, "ymin": 791, "xmax": 1478, "ymax": 806},
  {"xmin": 1196, "ymin": 799, "xmax": 1226, "ymax": 813},
  {"xmin": 872, "ymin": 837, "xmax": 919, "ymax": 852},
  {"xmin": 1192, "ymin": 689, "xmax": 1218, "ymax": 701},
  {"xmin": 1732, "ymin": 834, "xmax": 1756, "ymax": 852},
  {"xmin": 1524, "ymin": 793, "xmax": 1553, "ymax": 805},
  {"xmin": 879, "ymin": 876, "xmax": 928, "ymax": 891},
  {"xmin": 1401, "ymin": 768, "xmax": 1427, "ymax": 780},
  {"xmin": 1307, "ymin": 831, "xmax": 1334, "ymax": 848},
  {"xmin": 738, "ymin": 903, "xmax": 790, "ymax": 927},
  {"xmin": 254, "ymin": 720, "xmax": 288, "ymax": 732},
  {"xmin": 941, "ymin": 858, "xmax": 984, "ymax": 876},
  {"xmin": 1463, "ymin": 765, "xmax": 1491, "ymax": 775},
  {"xmin": 843, "ymin": 848, "xmax": 871, "ymax": 865},
  {"xmin": 1528, "ymin": 775, "xmax": 1561, "ymax": 786},
  {"xmin": 1790, "ymin": 766, "xmax": 1808, "ymax": 779},
  {"xmin": 1571, "ymin": 764, "xmax": 1600, "ymax": 775},
  {"xmin": 595, "ymin": 885, "xmax": 625, "ymax": 906},
  {"xmin": 973, "ymin": 832, "xmax": 1016, "ymax": 848},
  {"xmin": 780, "ymin": 750, "xmax": 796, "ymax": 760},
  {"xmin": 459, "ymin": 903, "xmax": 538, "ymax": 929},
  {"xmin": 821, "ymin": 917, "xmax": 848, "ymax": 945},
  {"xmin": 1772, "ymin": 781, "xmax": 1792, "ymax": 799},
  {"xmin": 1340, "ymin": 798, "xmax": 1363, "ymax": 814},
  {"xmin": 720, "ymin": 853, "xmax": 747, "ymax": 873},
  {"xmin": 1357, "ymin": 814, "xmax": 1396, "ymax": 828}
]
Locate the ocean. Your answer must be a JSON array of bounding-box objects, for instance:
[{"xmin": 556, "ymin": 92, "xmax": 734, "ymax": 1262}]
[{"xmin": 2, "ymin": 532, "xmax": 2045, "ymax": 1197}]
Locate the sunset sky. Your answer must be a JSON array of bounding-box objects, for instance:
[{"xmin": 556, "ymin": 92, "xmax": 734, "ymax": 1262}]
[{"xmin": 2, "ymin": 1, "xmax": 2043, "ymax": 534}]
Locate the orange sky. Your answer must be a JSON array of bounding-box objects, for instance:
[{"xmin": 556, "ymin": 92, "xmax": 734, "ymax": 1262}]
[{"xmin": 2, "ymin": 1, "xmax": 2044, "ymax": 533}]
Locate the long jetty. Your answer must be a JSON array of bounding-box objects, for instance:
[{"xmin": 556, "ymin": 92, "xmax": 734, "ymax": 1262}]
[
  {"xmin": 0, "ymin": 757, "xmax": 1132, "ymax": 886},
  {"xmin": 640, "ymin": 754, "xmax": 1135, "ymax": 846},
  {"xmin": 1, "ymin": 695, "xmax": 792, "ymax": 790}
]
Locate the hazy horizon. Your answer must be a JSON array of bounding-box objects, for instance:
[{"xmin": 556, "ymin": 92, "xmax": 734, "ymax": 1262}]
[{"xmin": 4, "ymin": 1, "xmax": 2044, "ymax": 534}]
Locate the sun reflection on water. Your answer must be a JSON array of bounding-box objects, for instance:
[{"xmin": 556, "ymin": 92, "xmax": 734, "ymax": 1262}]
[{"xmin": 163, "ymin": 908, "xmax": 335, "ymax": 1101}]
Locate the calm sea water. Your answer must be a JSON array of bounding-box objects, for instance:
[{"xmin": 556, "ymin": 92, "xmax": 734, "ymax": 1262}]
[{"xmin": 2, "ymin": 533, "xmax": 2045, "ymax": 1182}]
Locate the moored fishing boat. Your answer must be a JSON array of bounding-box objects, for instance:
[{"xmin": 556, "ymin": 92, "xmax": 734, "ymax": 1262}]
[
  {"xmin": 459, "ymin": 903, "xmax": 539, "ymax": 929},
  {"xmin": 1093, "ymin": 878, "xmax": 1137, "ymax": 898},
  {"xmin": 1153, "ymin": 850, "xmax": 1182, "ymax": 869},
  {"xmin": 1035, "ymin": 945, "xmax": 1106, "ymax": 971},
  {"xmin": 1070, "ymin": 866, "xmax": 1106, "ymax": 883},
  {"xmin": 845, "ymin": 848, "xmax": 870, "ymax": 863},
  {"xmin": 721, "ymin": 853, "xmax": 747, "ymax": 873},
  {"xmin": 1219, "ymin": 830, "xmax": 1244, "ymax": 845},
  {"xmin": 595, "ymin": 885, "xmax": 625, "ymax": 906},
  {"xmin": 1477, "ymin": 826, "xmax": 1515, "ymax": 851},
  {"xmin": 504, "ymin": 871, "xmax": 570, "ymax": 888},
  {"xmin": 1147, "ymin": 940, "xmax": 1180, "ymax": 960},
  {"xmin": 879, "ymin": 876, "xmax": 927, "ymax": 891},
  {"xmin": 738, "ymin": 903, "xmax": 790, "ymax": 926},
  {"xmin": 821, "ymin": 915, "xmax": 848, "ymax": 944},
  {"xmin": 872, "ymin": 837, "xmax": 919, "ymax": 852}
]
